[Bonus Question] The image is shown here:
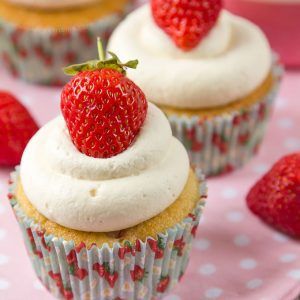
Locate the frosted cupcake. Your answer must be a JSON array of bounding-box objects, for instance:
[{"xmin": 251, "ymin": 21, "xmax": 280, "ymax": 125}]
[
  {"xmin": 8, "ymin": 41, "xmax": 206, "ymax": 300},
  {"xmin": 0, "ymin": 0, "xmax": 133, "ymax": 85},
  {"xmin": 108, "ymin": 0, "xmax": 283, "ymax": 176}
]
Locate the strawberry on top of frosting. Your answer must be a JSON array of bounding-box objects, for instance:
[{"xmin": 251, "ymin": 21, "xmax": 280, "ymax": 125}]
[
  {"xmin": 151, "ymin": 0, "xmax": 222, "ymax": 51},
  {"xmin": 61, "ymin": 38, "xmax": 148, "ymax": 159}
]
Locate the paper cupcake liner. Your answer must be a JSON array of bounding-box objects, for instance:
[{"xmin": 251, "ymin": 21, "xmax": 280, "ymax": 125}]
[
  {"xmin": 8, "ymin": 169, "xmax": 206, "ymax": 300},
  {"xmin": 0, "ymin": 2, "xmax": 133, "ymax": 86},
  {"xmin": 168, "ymin": 59, "xmax": 283, "ymax": 177}
]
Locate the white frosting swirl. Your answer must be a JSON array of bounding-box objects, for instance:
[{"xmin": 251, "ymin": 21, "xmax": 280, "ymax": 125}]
[
  {"xmin": 7, "ymin": 0, "xmax": 99, "ymax": 9},
  {"xmin": 108, "ymin": 5, "xmax": 272, "ymax": 109},
  {"xmin": 20, "ymin": 103, "xmax": 190, "ymax": 232}
]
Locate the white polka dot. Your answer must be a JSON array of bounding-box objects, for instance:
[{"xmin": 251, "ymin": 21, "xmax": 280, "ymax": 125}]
[
  {"xmin": 246, "ymin": 278, "xmax": 263, "ymax": 289},
  {"xmin": 276, "ymin": 97, "xmax": 288, "ymax": 109},
  {"xmin": 205, "ymin": 288, "xmax": 223, "ymax": 299},
  {"xmin": 164, "ymin": 295, "xmax": 181, "ymax": 300},
  {"xmin": 234, "ymin": 235, "xmax": 251, "ymax": 247},
  {"xmin": 272, "ymin": 232, "xmax": 289, "ymax": 243},
  {"xmin": 33, "ymin": 280, "xmax": 44, "ymax": 290},
  {"xmin": 252, "ymin": 163, "xmax": 269, "ymax": 175},
  {"xmin": 21, "ymin": 95, "xmax": 33, "ymax": 106},
  {"xmin": 0, "ymin": 229, "xmax": 7, "ymax": 240},
  {"xmin": 280, "ymin": 253, "xmax": 297, "ymax": 263},
  {"xmin": 221, "ymin": 187, "xmax": 238, "ymax": 200},
  {"xmin": 0, "ymin": 279, "xmax": 10, "ymax": 290},
  {"xmin": 226, "ymin": 211, "xmax": 244, "ymax": 223},
  {"xmin": 277, "ymin": 118, "xmax": 294, "ymax": 129},
  {"xmin": 194, "ymin": 239, "xmax": 211, "ymax": 251},
  {"xmin": 240, "ymin": 258, "xmax": 257, "ymax": 270},
  {"xmin": 284, "ymin": 137, "xmax": 300, "ymax": 151},
  {"xmin": 287, "ymin": 269, "xmax": 300, "ymax": 279},
  {"xmin": 0, "ymin": 203, "xmax": 6, "ymax": 215},
  {"xmin": 0, "ymin": 254, "xmax": 9, "ymax": 266},
  {"xmin": 198, "ymin": 264, "xmax": 216, "ymax": 276}
]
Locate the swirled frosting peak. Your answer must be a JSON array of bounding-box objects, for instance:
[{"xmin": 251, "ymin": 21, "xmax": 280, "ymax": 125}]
[{"xmin": 20, "ymin": 103, "xmax": 190, "ymax": 232}]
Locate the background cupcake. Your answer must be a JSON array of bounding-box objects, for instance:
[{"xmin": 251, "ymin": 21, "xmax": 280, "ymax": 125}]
[
  {"xmin": 0, "ymin": 0, "xmax": 133, "ymax": 85},
  {"xmin": 8, "ymin": 43, "xmax": 206, "ymax": 299},
  {"xmin": 108, "ymin": 0, "xmax": 283, "ymax": 176}
]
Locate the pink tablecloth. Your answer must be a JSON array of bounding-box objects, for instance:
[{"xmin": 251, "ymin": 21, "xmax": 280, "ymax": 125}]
[{"xmin": 0, "ymin": 69, "xmax": 300, "ymax": 300}]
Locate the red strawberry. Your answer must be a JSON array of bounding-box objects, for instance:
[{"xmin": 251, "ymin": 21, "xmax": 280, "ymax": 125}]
[
  {"xmin": 63, "ymin": 289, "xmax": 73, "ymax": 300},
  {"xmin": 238, "ymin": 132, "xmax": 250, "ymax": 145},
  {"xmin": 135, "ymin": 240, "xmax": 142, "ymax": 252},
  {"xmin": 118, "ymin": 241, "xmax": 134, "ymax": 259},
  {"xmin": 105, "ymin": 272, "xmax": 118, "ymax": 288},
  {"xmin": 130, "ymin": 265, "xmax": 145, "ymax": 282},
  {"xmin": 66, "ymin": 250, "xmax": 77, "ymax": 265},
  {"xmin": 74, "ymin": 267, "xmax": 88, "ymax": 280},
  {"xmin": 192, "ymin": 141, "xmax": 203, "ymax": 152},
  {"xmin": 191, "ymin": 225, "xmax": 198, "ymax": 237},
  {"xmin": 75, "ymin": 242, "xmax": 86, "ymax": 253},
  {"xmin": 173, "ymin": 237, "xmax": 186, "ymax": 256},
  {"xmin": 156, "ymin": 276, "xmax": 170, "ymax": 293},
  {"xmin": 0, "ymin": 92, "xmax": 38, "ymax": 166},
  {"xmin": 92, "ymin": 262, "xmax": 106, "ymax": 277},
  {"xmin": 61, "ymin": 39, "xmax": 147, "ymax": 159},
  {"xmin": 151, "ymin": 0, "xmax": 222, "ymax": 51},
  {"xmin": 148, "ymin": 238, "xmax": 164, "ymax": 259},
  {"xmin": 247, "ymin": 153, "xmax": 300, "ymax": 238}
]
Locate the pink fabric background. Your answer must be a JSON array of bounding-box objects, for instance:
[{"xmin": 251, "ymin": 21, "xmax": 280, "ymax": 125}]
[
  {"xmin": 0, "ymin": 68, "xmax": 300, "ymax": 300},
  {"xmin": 224, "ymin": 0, "xmax": 300, "ymax": 68}
]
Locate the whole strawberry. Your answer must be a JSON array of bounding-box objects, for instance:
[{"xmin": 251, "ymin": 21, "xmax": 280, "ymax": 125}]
[
  {"xmin": 61, "ymin": 38, "xmax": 148, "ymax": 158},
  {"xmin": 0, "ymin": 92, "xmax": 38, "ymax": 166},
  {"xmin": 247, "ymin": 153, "xmax": 300, "ymax": 238},
  {"xmin": 151, "ymin": 0, "xmax": 222, "ymax": 51}
]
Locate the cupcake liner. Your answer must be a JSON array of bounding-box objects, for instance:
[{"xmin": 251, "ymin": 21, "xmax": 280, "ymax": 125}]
[
  {"xmin": 8, "ymin": 168, "xmax": 206, "ymax": 300},
  {"xmin": 0, "ymin": 2, "xmax": 133, "ymax": 86},
  {"xmin": 168, "ymin": 59, "xmax": 283, "ymax": 177}
]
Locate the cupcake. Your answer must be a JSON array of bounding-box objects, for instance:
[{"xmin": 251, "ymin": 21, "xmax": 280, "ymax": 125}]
[
  {"xmin": 224, "ymin": 0, "xmax": 300, "ymax": 68},
  {"xmin": 108, "ymin": 0, "xmax": 283, "ymax": 176},
  {"xmin": 0, "ymin": 0, "xmax": 133, "ymax": 85},
  {"xmin": 8, "ymin": 40, "xmax": 206, "ymax": 300}
]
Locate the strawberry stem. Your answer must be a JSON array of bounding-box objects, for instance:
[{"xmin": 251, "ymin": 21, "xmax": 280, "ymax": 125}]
[
  {"xmin": 63, "ymin": 37, "xmax": 138, "ymax": 76},
  {"xmin": 97, "ymin": 37, "xmax": 105, "ymax": 61}
]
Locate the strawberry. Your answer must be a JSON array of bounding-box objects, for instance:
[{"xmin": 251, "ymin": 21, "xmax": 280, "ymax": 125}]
[
  {"xmin": 92, "ymin": 262, "xmax": 106, "ymax": 277},
  {"xmin": 148, "ymin": 237, "xmax": 165, "ymax": 259},
  {"xmin": 135, "ymin": 240, "xmax": 142, "ymax": 252},
  {"xmin": 0, "ymin": 92, "xmax": 38, "ymax": 166},
  {"xmin": 130, "ymin": 265, "xmax": 145, "ymax": 282},
  {"xmin": 61, "ymin": 38, "xmax": 147, "ymax": 159},
  {"xmin": 173, "ymin": 237, "xmax": 186, "ymax": 256},
  {"xmin": 151, "ymin": 0, "xmax": 222, "ymax": 51},
  {"xmin": 63, "ymin": 289, "xmax": 73, "ymax": 300},
  {"xmin": 66, "ymin": 249, "xmax": 77, "ymax": 265},
  {"xmin": 118, "ymin": 241, "xmax": 134, "ymax": 259},
  {"xmin": 105, "ymin": 272, "xmax": 118, "ymax": 288},
  {"xmin": 74, "ymin": 267, "xmax": 88, "ymax": 280},
  {"xmin": 156, "ymin": 276, "xmax": 170, "ymax": 293},
  {"xmin": 247, "ymin": 153, "xmax": 300, "ymax": 238}
]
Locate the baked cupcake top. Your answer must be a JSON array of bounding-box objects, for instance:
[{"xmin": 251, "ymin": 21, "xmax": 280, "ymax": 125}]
[
  {"xmin": 20, "ymin": 40, "xmax": 190, "ymax": 233},
  {"xmin": 108, "ymin": 2, "xmax": 272, "ymax": 109}
]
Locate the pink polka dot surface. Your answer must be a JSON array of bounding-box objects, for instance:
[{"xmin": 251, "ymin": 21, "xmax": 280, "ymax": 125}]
[{"xmin": 0, "ymin": 68, "xmax": 300, "ymax": 298}]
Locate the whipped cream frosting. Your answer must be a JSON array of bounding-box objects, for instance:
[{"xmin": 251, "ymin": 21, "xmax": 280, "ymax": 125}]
[
  {"xmin": 108, "ymin": 5, "xmax": 272, "ymax": 109},
  {"xmin": 7, "ymin": 0, "xmax": 98, "ymax": 9},
  {"xmin": 20, "ymin": 103, "xmax": 190, "ymax": 232}
]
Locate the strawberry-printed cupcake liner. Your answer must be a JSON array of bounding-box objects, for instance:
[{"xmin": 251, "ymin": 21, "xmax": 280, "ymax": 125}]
[
  {"xmin": 168, "ymin": 59, "xmax": 283, "ymax": 177},
  {"xmin": 0, "ymin": 2, "xmax": 133, "ymax": 86},
  {"xmin": 8, "ymin": 168, "xmax": 206, "ymax": 300}
]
